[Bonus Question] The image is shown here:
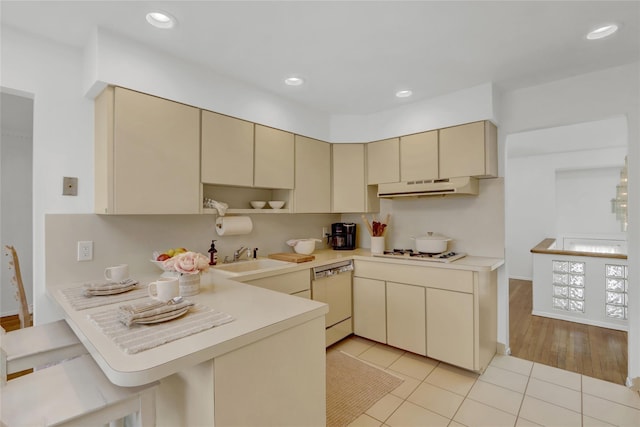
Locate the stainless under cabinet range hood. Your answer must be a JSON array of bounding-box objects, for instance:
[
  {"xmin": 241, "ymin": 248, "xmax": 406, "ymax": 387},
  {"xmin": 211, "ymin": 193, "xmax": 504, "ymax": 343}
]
[{"xmin": 377, "ymin": 177, "xmax": 479, "ymax": 198}]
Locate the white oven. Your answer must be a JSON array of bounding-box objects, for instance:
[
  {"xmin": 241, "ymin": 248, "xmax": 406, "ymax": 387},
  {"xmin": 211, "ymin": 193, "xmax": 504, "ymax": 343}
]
[{"xmin": 311, "ymin": 260, "xmax": 353, "ymax": 347}]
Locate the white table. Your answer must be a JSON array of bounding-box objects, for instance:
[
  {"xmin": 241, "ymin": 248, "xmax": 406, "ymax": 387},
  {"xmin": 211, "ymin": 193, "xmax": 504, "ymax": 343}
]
[{"xmin": 49, "ymin": 272, "xmax": 328, "ymax": 426}]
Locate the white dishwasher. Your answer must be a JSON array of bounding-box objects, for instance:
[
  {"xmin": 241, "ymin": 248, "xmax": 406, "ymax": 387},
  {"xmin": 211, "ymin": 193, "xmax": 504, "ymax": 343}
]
[{"xmin": 312, "ymin": 260, "xmax": 354, "ymax": 347}]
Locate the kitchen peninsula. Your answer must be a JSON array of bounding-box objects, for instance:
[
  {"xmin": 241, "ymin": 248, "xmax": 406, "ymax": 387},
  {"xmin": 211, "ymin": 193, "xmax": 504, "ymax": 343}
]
[{"xmin": 48, "ymin": 273, "xmax": 328, "ymax": 426}]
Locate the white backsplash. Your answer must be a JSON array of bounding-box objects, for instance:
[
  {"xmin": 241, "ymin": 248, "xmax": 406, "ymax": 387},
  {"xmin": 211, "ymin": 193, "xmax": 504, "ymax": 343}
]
[
  {"xmin": 343, "ymin": 178, "xmax": 505, "ymax": 258},
  {"xmin": 44, "ymin": 213, "xmax": 340, "ymax": 285}
]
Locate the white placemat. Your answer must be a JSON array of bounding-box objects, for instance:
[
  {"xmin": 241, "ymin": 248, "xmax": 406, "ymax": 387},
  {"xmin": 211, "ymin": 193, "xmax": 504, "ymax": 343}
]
[
  {"xmin": 88, "ymin": 303, "xmax": 234, "ymax": 354},
  {"xmin": 60, "ymin": 283, "xmax": 149, "ymax": 310}
]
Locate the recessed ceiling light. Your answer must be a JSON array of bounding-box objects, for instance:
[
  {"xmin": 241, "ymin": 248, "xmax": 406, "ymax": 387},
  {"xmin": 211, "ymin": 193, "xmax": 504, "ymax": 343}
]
[
  {"xmin": 587, "ymin": 24, "xmax": 618, "ymax": 40},
  {"xmin": 146, "ymin": 11, "xmax": 177, "ymax": 29},
  {"xmin": 284, "ymin": 77, "xmax": 304, "ymax": 86},
  {"xmin": 396, "ymin": 90, "xmax": 413, "ymax": 98}
]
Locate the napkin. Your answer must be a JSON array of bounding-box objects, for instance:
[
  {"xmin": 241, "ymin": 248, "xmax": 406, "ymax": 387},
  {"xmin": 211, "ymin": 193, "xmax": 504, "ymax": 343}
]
[
  {"xmin": 82, "ymin": 279, "xmax": 138, "ymax": 296},
  {"xmin": 118, "ymin": 298, "xmax": 194, "ymax": 326}
]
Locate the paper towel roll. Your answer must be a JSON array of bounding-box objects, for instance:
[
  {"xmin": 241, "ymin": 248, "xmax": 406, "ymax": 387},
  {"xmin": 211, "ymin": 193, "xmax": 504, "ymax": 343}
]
[{"xmin": 216, "ymin": 216, "xmax": 253, "ymax": 236}]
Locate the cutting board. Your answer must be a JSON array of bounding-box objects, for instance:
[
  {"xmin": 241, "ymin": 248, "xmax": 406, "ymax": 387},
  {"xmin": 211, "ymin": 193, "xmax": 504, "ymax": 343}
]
[{"xmin": 268, "ymin": 253, "xmax": 315, "ymax": 263}]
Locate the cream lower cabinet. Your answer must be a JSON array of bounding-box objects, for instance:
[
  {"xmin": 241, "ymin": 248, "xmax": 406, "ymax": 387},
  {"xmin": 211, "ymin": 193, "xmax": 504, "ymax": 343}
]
[
  {"xmin": 353, "ymin": 260, "xmax": 497, "ymax": 372},
  {"xmin": 387, "ymin": 282, "xmax": 426, "ymax": 355},
  {"xmin": 242, "ymin": 269, "xmax": 310, "ymax": 298},
  {"xmin": 426, "ymin": 288, "xmax": 474, "ymax": 369},
  {"xmin": 95, "ymin": 86, "xmax": 200, "ymax": 214},
  {"xmin": 352, "ymin": 277, "xmax": 386, "ymax": 343}
]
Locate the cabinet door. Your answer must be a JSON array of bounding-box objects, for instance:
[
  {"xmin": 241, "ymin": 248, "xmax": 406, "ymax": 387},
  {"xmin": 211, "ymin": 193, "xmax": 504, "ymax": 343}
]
[
  {"xmin": 332, "ymin": 144, "xmax": 366, "ymax": 212},
  {"xmin": 439, "ymin": 121, "xmax": 497, "ymax": 178},
  {"xmin": 293, "ymin": 136, "xmax": 331, "ymax": 212},
  {"xmin": 201, "ymin": 111, "xmax": 254, "ymax": 187},
  {"xmin": 426, "ymin": 288, "xmax": 474, "ymax": 370},
  {"xmin": 400, "ymin": 131, "xmax": 438, "ymax": 181},
  {"xmin": 243, "ymin": 270, "xmax": 310, "ymax": 295},
  {"xmin": 367, "ymin": 138, "xmax": 399, "ymax": 184},
  {"xmin": 386, "ymin": 282, "xmax": 426, "ymax": 355},
  {"xmin": 353, "ymin": 277, "xmax": 386, "ymax": 343},
  {"xmin": 254, "ymin": 125, "xmax": 294, "ymax": 189},
  {"xmin": 112, "ymin": 87, "xmax": 200, "ymax": 214}
]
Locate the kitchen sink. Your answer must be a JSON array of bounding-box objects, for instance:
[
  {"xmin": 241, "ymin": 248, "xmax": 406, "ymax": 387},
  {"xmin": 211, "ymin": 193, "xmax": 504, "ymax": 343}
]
[{"xmin": 212, "ymin": 258, "xmax": 293, "ymax": 276}]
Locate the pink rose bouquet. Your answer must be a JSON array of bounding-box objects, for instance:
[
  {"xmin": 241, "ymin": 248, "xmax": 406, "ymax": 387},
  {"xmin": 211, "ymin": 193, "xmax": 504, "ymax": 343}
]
[{"xmin": 163, "ymin": 251, "xmax": 210, "ymax": 275}]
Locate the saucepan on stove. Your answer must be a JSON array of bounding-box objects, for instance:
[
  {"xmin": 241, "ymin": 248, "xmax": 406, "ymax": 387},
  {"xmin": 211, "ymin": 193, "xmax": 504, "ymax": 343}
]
[{"xmin": 411, "ymin": 232, "xmax": 452, "ymax": 253}]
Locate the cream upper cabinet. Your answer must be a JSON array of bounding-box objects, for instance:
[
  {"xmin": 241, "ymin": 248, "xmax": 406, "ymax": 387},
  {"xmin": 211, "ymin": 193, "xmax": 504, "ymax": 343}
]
[
  {"xmin": 439, "ymin": 120, "xmax": 497, "ymax": 179},
  {"xmin": 292, "ymin": 135, "xmax": 331, "ymax": 213},
  {"xmin": 201, "ymin": 111, "xmax": 254, "ymax": 187},
  {"xmin": 332, "ymin": 143, "xmax": 379, "ymax": 213},
  {"xmin": 94, "ymin": 87, "xmax": 200, "ymax": 214},
  {"xmin": 400, "ymin": 131, "xmax": 439, "ymax": 181},
  {"xmin": 254, "ymin": 125, "xmax": 294, "ymax": 189},
  {"xmin": 367, "ymin": 138, "xmax": 400, "ymax": 184}
]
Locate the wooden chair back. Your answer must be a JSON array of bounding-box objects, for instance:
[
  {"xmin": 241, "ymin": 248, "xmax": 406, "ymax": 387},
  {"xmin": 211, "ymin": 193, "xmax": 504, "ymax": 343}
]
[{"xmin": 4, "ymin": 245, "xmax": 31, "ymax": 328}]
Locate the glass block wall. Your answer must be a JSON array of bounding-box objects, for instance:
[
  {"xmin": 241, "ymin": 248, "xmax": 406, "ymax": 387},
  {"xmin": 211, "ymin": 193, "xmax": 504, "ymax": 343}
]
[
  {"xmin": 552, "ymin": 260, "xmax": 586, "ymax": 312},
  {"xmin": 605, "ymin": 264, "xmax": 628, "ymax": 320}
]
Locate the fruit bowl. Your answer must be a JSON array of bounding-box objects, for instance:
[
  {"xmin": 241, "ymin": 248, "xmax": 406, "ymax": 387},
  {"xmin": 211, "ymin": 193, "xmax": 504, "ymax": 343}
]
[{"xmin": 150, "ymin": 259, "xmax": 179, "ymax": 278}]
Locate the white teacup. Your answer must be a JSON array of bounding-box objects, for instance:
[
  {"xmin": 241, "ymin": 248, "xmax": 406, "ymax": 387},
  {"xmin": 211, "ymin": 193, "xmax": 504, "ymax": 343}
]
[
  {"xmin": 104, "ymin": 264, "xmax": 129, "ymax": 282},
  {"xmin": 148, "ymin": 277, "xmax": 179, "ymax": 302}
]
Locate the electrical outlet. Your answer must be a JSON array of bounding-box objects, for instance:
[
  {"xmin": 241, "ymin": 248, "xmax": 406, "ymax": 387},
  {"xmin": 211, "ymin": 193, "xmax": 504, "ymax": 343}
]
[
  {"xmin": 77, "ymin": 241, "xmax": 93, "ymax": 261},
  {"xmin": 322, "ymin": 227, "xmax": 329, "ymax": 238}
]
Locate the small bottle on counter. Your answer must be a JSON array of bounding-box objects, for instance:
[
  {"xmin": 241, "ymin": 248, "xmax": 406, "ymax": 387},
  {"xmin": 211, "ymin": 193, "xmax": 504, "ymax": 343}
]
[
  {"xmin": 208, "ymin": 240, "xmax": 218, "ymax": 265},
  {"xmin": 252, "ymin": 248, "xmax": 258, "ymax": 259}
]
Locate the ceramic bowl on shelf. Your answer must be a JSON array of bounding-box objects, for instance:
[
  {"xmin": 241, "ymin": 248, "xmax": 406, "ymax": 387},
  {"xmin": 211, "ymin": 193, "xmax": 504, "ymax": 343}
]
[
  {"xmin": 268, "ymin": 200, "xmax": 285, "ymax": 209},
  {"xmin": 250, "ymin": 201, "xmax": 266, "ymax": 209}
]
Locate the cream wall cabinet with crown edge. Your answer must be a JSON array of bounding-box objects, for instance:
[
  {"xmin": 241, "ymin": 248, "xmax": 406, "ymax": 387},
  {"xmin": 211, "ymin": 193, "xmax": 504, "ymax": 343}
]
[
  {"xmin": 332, "ymin": 144, "xmax": 380, "ymax": 213},
  {"xmin": 353, "ymin": 260, "xmax": 497, "ymax": 372},
  {"xmin": 95, "ymin": 86, "xmax": 200, "ymax": 214},
  {"xmin": 292, "ymin": 135, "xmax": 331, "ymax": 213},
  {"xmin": 367, "ymin": 137, "xmax": 400, "ymax": 184},
  {"xmin": 201, "ymin": 110, "xmax": 254, "ymax": 187},
  {"xmin": 439, "ymin": 120, "xmax": 498, "ymax": 179},
  {"xmin": 400, "ymin": 130, "xmax": 439, "ymax": 181},
  {"xmin": 254, "ymin": 125, "xmax": 295, "ymax": 189}
]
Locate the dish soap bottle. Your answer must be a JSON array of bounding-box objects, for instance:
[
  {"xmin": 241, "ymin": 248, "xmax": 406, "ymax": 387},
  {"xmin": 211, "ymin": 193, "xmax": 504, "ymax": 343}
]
[{"xmin": 208, "ymin": 240, "xmax": 218, "ymax": 265}]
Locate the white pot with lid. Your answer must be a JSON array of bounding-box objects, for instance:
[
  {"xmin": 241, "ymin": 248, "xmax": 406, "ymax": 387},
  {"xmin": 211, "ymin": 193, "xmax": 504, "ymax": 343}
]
[{"xmin": 411, "ymin": 232, "xmax": 452, "ymax": 253}]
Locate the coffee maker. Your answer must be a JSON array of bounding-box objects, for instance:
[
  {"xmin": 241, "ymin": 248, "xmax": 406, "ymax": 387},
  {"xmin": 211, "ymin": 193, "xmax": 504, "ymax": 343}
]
[{"xmin": 329, "ymin": 222, "xmax": 357, "ymax": 250}]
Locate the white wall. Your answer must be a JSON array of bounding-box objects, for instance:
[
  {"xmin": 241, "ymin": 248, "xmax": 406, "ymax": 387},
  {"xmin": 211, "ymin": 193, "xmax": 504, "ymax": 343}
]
[
  {"xmin": 507, "ymin": 148, "xmax": 627, "ymax": 279},
  {"xmin": 330, "ymin": 83, "xmax": 495, "ymax": 142},
  {"xmin": 498, "ymin": 63, "xmax": 640, "ymax": 382},
  {"xmin": 1, "ymin": 129, "xmax": 33, "ymax": 315}
]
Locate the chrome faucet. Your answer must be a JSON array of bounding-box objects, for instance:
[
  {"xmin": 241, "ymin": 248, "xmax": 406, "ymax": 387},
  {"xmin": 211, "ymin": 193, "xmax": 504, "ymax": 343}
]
[{"xmin": 233, "ymin": 246, "xmax": 248, "ymax": 262}]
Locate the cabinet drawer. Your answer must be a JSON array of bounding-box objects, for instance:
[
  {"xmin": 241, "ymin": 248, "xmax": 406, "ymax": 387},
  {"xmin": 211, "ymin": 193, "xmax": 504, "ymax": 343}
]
[
  {"xmin": 244, "ymin": 270, "xmax": 310, "ymax": 295},
  {"xmin": 354, "ymin": 261, "xmax": 473, "ymax": 293}
]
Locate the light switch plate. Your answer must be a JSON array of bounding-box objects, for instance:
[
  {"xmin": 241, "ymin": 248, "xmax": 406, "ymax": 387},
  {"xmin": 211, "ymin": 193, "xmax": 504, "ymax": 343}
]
[{"xmin": 63, "ymin": 177, "xmax": 78, "ymax": 196}]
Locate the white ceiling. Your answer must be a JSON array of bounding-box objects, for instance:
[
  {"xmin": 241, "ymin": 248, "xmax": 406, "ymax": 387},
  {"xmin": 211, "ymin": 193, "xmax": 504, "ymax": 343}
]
[{"xmin": 1, "ymin": 1, "xmax": 639, "ymax": 115}]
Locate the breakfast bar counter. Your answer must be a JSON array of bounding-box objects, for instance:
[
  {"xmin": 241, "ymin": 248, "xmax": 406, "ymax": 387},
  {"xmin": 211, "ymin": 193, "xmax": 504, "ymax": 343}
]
[{"xmin": 48, "ymin": 273, "xmax": 328, "ymax": 426}]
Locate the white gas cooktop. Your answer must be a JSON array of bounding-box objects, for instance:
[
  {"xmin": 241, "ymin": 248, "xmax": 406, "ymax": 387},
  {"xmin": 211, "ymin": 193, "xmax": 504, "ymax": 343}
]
[{"xmin": 372, "ymin": 250, "xmax": 466, "ymax": 263}]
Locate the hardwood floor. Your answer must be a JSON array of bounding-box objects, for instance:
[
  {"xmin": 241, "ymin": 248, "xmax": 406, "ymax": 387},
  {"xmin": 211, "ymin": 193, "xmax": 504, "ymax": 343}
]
[{"xmin": 509, "ymin": 278, "xmax": 628, "ymax": 385}]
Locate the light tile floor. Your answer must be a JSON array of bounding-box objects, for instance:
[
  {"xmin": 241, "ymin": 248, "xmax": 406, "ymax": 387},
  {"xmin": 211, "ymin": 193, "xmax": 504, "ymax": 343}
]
[{"xmin": 331, "ymin": 336, "xmax": 640, "ymax": 427}]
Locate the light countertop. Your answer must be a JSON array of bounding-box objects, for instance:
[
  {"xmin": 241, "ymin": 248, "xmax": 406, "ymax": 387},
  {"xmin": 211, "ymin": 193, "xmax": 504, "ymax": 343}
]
[{"xmin": 48, "ymin": 274, "xmax": 328, "ymax": 386}]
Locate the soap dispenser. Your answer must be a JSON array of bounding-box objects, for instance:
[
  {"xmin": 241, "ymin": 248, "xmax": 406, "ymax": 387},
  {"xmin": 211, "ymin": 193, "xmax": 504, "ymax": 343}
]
[{"xmin": 208, "ymin": 240, "xmax": 218, "ymax": 265}]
